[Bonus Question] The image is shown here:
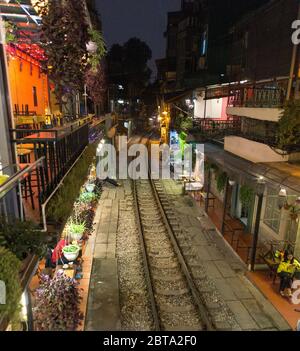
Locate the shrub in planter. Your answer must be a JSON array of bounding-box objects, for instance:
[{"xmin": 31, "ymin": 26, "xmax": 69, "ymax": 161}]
[
  {"xmin": 79, "ymin": 191, "xmax": 97, "ymax": 204},
  {"xmin": 0, "ymin": 218, "xmax": 47, "ymax": 260},
  {"xmin": 73, "ymin": 208, "xmax": 95, "ymax": 234},
  {"xmin": 33, "ymin": 272, "xmax": 83, "ymax": 331},
  {"xmin": 47, "ymin": 144, "xmax": 97, "ymax": 223},
  {"xmin": 0, "ymin": 248, "xmax": 22, "ymax": 321},
  {"xmin": 67, "ymin": 221, "xmax": 86, "ymax": 242}
]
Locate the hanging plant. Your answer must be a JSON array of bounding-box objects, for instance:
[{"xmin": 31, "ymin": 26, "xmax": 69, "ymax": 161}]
[
  {"xmin": 85, "ymin": 61, "xmax": 107, "ymax": 106},
  {"xmin": 216, "ymin": 172, "xmax": 227, "ymax": 193},
  {"xmin": 3, "ymin": 21, "xmax": 17, "ymax": 43},
  {"xmin": 0, "ymin": 248, "xmax": 22, "ymax": 322},
  {"xmin": 239, "ymin": 185, "xmax": 254, "ymax": 209},
  {"xmin": 277, "ymin": 100, "xmax": 300, "ymax": 152},
  {"xmin": 87, "ymin": 28, "xmax": 107, "ymax": 72},
  {"xmin": 35, "ymin": 0, "xmax": 90, "ymax": 111},
  {"xmin": 33, "ymin": 272, "xmax": 83, "ymax": 331}
]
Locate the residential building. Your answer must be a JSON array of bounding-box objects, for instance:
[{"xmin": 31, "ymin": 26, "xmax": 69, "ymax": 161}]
[{"xmin": 194, "ymin": 0, "xmax": 300, "ymax": 267}]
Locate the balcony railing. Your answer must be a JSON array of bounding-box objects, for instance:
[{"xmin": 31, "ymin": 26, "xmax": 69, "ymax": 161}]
[
  {"xmin": 11, "ymin": 123, "xmax": 89, "ymax": 206},
  {"xmin": 193, "ymin": 117, "xmax": 300, "ymax": 153},
  {"xmin": 193, "ymin": 118, "xmax": 242, "ymax": 138},
  {"xmin": 228, "ymin": 87, "xmax": 285, "ymax": 108}
]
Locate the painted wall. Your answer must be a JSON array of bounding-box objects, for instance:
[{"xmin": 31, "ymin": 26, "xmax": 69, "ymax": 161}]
[
  {"xmin": 194, "ymin": 95, "xmax": 228, "ymax": 119},
  {"xmin": 227, "ymin": 106, "xmax": 282, "ymax": 122},
  {"xmin": 224, "ymin": 136, "xmax": 300, "ymax": 163},
  {"xmin": 6, "ymin": 48, "xmax": 49, "ymax": 116}
]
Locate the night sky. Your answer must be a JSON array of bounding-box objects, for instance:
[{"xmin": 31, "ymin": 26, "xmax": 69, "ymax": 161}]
[{"xmin": 96, "ymin": 0, "xmax": 182, "ymax": 76}]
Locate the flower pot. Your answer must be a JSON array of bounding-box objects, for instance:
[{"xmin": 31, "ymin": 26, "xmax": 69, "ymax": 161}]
[
  {"xmin": 69, "ymin": 231, "xmax": 84, "ymax": 242},
  {"xmin": 85, "ymin": 184, "xmax": 95, "ymax": 193},
  {"xmin": 62, "ymin": 245, "xmax": 80, "ymax": 262}
]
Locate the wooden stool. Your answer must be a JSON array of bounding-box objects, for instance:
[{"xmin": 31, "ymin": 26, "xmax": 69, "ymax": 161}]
[
  {"xmin": 18, "ymin": 148, "xmax": 32, "ymax": 163},
  {"xmin": 19, "ymin": 165, "xmax": 35, "ymax": 210}
]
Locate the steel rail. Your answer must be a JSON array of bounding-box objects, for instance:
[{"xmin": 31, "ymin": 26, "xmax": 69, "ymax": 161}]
[
  {"xmin": 132, "ymin": 136, "xmax": 215, "ymax": 331},
  {"xmin": 149, "ymin": 177, "xmax": 215, "ymax": 331},
  {"xmin": 132, "ymin": 180, "xmax": 161, "ymax": 331}
]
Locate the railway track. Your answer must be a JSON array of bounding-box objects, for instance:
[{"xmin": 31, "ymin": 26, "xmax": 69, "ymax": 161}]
[{"xmin": 133, "ymin": 177, "xmax": 215, "ymax": 331}]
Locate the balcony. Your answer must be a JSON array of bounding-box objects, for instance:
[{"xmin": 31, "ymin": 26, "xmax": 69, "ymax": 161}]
[
  {"xmin": 193, "ymin": 118, "xmax": 242, "ymax": 139},
  {"xmin": 193, "ymin": 116, "xmax": 300, "ymax": 159},
  {"xmin": 10, "ymin": 123, "xmax": 90, "ymax": 222},
  {"xmin": 227, "ymin": 87, "xmax": 285, "ymax": 122}
]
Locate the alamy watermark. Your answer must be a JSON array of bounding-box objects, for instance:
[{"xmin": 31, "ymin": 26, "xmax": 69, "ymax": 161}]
[
  {"xmin": 0, "ymin": 280, "xmax": 6, "ymax": 305},
  {"xmin": 292, "ymin": 20, "xmax": 300, "ymax": 44},
  {"xmin": 96, "ymin": 137, "xmax": 205, "ymax": 182}
]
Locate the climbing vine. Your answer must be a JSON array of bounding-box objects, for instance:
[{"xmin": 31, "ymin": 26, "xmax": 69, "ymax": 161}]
[
  {"xmin": 277, "ymin": 100, "xmax": 300, "ymax": 152},
  {"xmin": 35, "ymin": 0, "xmax": 90, "ymax": 111},
  {"xmin": 239, "ymin": 185, "xmax": 254, "ymax": 209},
  {"xmin": 87, "ymin": 28, "xmax": 107, "ymax": 72}
]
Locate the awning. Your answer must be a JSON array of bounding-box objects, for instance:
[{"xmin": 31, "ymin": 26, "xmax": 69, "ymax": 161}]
[{"xmin": 204, "ymin": 143, "xmax": 300, "ymax": 195}]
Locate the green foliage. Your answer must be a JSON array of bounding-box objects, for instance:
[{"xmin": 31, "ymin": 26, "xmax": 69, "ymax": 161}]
[
  {"xmin": 216, "ymin": 172, "xmax": 227, "ymax": 193},
  {"xmin": 239, "ymin": 185, "xmax": 254, "ymax": 209},
  {"xmin": 79, "ymin": 192, "xmax": 97, "ymax": 204},
  {"xmin": 180, "ymin": 117, "xmax": 193, "ymax": 133},
  {"xmin": 277, "ymin": 100, "xmax": 300, "ymax": 151},
  {"xmin": 3, "ymin": 21, "xmax": 16, "ymax": 43},
  {"xmin": 35, "ymin": 0, "xmax": 90, "ymax": 110},
  {"xmin": 46, "ymin": 144, "xmax": 97, "ymax": 224},
  {"xmin": 88, "ymin": 28, "xmax": 107, "ymax": 72},
  {"xmin": 0, "ymin": 218, "xmax": 46, "ymax": 260},
  {"xmin": 0, "ymin": 248, "xmax": 22, "ymax": 321},
  {"xmin": 68, "ymin": 221, "xmax": 86, "ymax": 235}
]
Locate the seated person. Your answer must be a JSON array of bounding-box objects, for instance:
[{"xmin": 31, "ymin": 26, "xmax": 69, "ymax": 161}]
[
  {"xmin": 45, "ymin": 239, "xmax": 69, "ymax": 269},
  {"xmin": 277, "ymin": 251, "xmax": 300, "ymax": 297}
]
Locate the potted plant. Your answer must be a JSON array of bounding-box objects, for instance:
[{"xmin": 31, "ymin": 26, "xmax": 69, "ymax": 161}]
[
  {"xmin": 85, "ymin": 182, "xmax": 95, "ymax": 193},
  {"xmin": 0, "ymin": 248, "xmax": 22, "ymax": 322},
  {"xmin": 79, "ymin": 191, "xmax": 97, "ymax": 204},
  {"xmin": 62, "ymin": 244, "xmax": 80, "ymax": 262},
  {"xmin": 68, "ymin": 221, "xmax": 86, "ymax": 241},
  {"xmin": 33, "ymin": 272, "xmax": 83, "ymax": 331}
]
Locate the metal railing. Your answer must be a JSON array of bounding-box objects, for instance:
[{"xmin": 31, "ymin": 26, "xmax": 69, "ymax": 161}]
[
  {"xmin": 193, "ymin": 117, "xmax": 242, "ymax": 138},
  {"xmin": 228, "ymin": 87, "xmax": 285, "ymax": 108},
  {"xmin": 11, "ymin": 123, "xmax": 89, "ymax": 204},
  {"xmin": 0, "ymin": 158, "xmax": 45, "ymax": 222}
]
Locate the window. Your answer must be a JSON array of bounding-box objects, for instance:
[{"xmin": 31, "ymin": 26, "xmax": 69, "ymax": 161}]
[
  {"xmin": 264, "ymin": 187, "xmax": 281, "ymax": 233},
  {"xmin": 30, "ymin": 63, "xmax": 33, "ymax": 76},
  {"xmin": 33, "ymin": 87, "xmax": 38, "ymax": 107}
]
